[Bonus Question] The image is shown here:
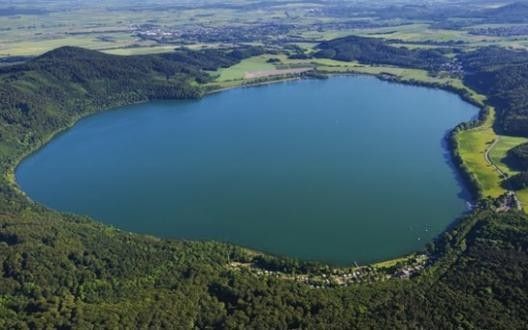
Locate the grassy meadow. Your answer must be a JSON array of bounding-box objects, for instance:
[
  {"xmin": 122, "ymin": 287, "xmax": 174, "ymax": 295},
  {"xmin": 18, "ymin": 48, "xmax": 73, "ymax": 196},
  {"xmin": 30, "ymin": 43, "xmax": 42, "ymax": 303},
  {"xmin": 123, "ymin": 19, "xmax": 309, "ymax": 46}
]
[
  {"xmin": 212, "ymin": 55, "xmax": 277, "ymax": 82},
  {"xmin": 456, "ymin": 108, "xmax": 528, "ymax": 209},
  {"xmin": 456, "ymin": 109, "xmax": 505, "ymax": 198}
]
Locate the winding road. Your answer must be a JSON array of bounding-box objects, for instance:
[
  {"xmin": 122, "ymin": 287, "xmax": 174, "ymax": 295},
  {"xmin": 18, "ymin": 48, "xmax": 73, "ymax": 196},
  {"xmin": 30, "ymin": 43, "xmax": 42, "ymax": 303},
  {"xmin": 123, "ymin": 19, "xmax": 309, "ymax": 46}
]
[{"xmin": 484, "ymin": 136, "xmax": 506, "ymax": 177}]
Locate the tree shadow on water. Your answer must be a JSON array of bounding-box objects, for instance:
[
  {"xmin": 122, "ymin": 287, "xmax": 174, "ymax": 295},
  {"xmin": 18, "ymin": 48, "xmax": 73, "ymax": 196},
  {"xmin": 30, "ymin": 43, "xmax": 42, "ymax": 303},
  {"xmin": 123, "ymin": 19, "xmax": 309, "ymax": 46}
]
[{"xmin": 441, "ymin": 129, "xmax": 474, "ymax": 204}]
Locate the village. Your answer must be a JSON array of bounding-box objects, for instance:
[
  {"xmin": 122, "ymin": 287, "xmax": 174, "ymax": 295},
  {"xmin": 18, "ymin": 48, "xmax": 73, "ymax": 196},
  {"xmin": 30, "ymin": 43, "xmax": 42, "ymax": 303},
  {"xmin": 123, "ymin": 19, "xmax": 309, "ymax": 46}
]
[
  {"xmin": 131, "ymin": 22, "xmax": 294, "ymax": 44},
  {"xmin": 230, "ymin": 254, "xmax": 429, "ymax": 289}
]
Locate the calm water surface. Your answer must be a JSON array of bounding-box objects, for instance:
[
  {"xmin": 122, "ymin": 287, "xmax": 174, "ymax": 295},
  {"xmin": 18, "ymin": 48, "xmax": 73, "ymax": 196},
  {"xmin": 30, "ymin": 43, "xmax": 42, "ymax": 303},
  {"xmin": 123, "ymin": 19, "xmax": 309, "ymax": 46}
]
[{"xmin": 17, "ymin": 76, "xmax": 477, "ymax": 264}]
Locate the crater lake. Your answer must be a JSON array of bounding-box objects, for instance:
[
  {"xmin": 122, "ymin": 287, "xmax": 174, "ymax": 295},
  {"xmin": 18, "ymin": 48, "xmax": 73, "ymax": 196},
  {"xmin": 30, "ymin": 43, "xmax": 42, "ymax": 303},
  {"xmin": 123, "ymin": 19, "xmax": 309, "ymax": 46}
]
[{"xmin": 16, "ymin": 76, "xmax": 478, "ymax": 264}]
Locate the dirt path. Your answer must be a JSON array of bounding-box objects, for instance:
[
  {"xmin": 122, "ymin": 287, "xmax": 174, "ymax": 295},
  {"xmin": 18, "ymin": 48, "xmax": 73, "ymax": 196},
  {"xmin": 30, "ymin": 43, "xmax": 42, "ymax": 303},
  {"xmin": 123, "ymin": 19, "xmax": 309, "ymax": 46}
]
[{"xmin": 484, "ymin": 136, "xmax": 506, "ymax": 178}]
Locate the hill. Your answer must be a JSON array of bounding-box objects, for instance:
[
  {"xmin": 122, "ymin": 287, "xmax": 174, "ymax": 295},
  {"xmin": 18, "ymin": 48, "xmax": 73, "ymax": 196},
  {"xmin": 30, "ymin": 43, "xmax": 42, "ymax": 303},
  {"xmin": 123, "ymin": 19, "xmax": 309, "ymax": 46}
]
[
  {"xmin": 482, "ymin": 2, "xmax": 528, "ymax": 23},
  {"xmin": 313, "ymin": 35, "xmax": 449, "ymax": 71},
  {"xmin": 460, "ymin": 46, "xmax": 528, "ymax": 137}
]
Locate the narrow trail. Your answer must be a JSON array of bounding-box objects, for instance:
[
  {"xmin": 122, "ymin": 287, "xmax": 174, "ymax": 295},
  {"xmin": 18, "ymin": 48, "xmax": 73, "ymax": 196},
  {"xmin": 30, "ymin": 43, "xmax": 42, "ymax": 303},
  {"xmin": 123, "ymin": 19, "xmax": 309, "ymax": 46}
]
[{"xmin": 484, "ymin": 136, "xmax": 506, "ymax": 177}]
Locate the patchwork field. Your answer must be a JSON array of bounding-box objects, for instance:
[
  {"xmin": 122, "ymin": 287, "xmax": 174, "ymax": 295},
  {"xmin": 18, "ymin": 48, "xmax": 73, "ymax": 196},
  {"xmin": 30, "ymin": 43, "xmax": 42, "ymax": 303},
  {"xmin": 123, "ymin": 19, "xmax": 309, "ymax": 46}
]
[{"xmin": 4, "ymin": 1, "xmax": 528, "ymax": 59}]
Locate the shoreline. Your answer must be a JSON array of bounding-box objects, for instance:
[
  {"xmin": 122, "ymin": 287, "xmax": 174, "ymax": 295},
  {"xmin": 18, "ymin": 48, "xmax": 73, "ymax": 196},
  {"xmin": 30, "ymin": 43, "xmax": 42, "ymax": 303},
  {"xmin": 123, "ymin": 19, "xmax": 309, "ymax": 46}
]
[{"xmin": 6, "ymin": 65, "xmax": 488, "ymax": 269}]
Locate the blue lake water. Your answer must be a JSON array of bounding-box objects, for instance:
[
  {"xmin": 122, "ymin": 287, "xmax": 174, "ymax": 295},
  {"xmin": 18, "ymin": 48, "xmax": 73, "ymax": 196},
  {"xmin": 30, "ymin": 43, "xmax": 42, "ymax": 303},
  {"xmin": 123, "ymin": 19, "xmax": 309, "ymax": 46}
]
[{"xmin": 16, "ymin": 76, "xmax": 478, "ymax": 264}]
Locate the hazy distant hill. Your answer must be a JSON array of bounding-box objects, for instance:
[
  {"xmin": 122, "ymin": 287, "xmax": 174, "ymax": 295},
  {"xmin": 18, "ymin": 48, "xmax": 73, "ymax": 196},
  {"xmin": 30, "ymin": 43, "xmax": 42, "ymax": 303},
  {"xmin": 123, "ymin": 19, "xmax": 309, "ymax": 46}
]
[{"xmin": 481, "ymin": 1, "xmax": 528, "ymax": 22}]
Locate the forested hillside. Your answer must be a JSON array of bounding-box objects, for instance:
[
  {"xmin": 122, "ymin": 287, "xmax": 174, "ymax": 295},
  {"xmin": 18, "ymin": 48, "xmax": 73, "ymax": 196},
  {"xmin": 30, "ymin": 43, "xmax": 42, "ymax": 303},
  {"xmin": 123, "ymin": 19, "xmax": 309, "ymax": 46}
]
[
  {"xmin": 314, "ymin": 35, "xmax": 449, "ymax": 70},
  {"xmin": 1, "ymin": 200, "xmax": 527, "ymax": 327},
  {"xmin": 459, "ymin": 46, "xmax": 528, "ymax": 137}
]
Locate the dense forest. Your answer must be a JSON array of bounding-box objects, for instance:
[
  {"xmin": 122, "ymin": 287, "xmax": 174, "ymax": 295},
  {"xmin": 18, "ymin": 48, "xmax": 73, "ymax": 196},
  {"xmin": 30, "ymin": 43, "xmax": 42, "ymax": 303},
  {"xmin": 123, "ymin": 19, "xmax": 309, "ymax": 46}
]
[
  {"xmin": 314, "ymin": 35, "xmax": 449, "ymax": 71},
  {"xmin": 508, "ymin": 143, "xmax": 528, "ymax": 170},
  {"xmin": 1, "ymin": 199, "xmax": 527, "ymax": 327},
  {"xmin": 459, "ymin": 46, "xmax": 528, "ymax": 137},
  {"xmin": 1, "ymin": 46, "xmax": 528, "ymax": 327}
]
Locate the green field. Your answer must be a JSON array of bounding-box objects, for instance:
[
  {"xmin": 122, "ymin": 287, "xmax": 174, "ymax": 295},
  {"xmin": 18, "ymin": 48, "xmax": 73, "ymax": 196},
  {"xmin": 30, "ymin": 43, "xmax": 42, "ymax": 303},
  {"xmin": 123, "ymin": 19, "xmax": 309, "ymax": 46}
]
[
  {"xmin": 310, "ymin": 59, "xmax": 485, "ymax": 104},
  {"xmin": 456, "ymin": 108, "xmax": 528, "ymax": 209},
  {"xmin": 211, "ymin": 55, "xmax": 484, "ymax": 103},
  {"xmin": 102, "ymin": 45, "xmax": 178, "ymax": 56},
  {"xmin": 212, "ymin": 55, "xmax": 277, "ymax": 82},
  {"xmin": 457, "ymin": 110, "xmax": 505, "ymax": 198}
]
